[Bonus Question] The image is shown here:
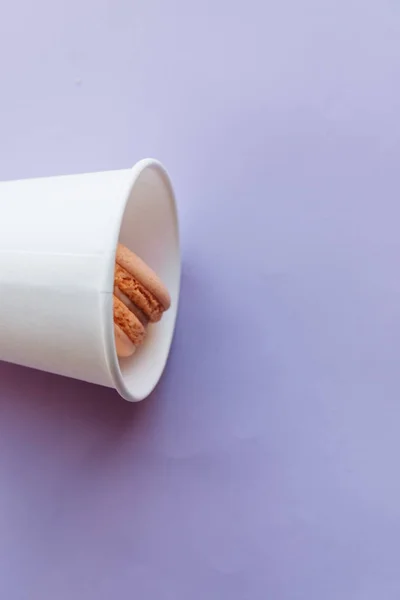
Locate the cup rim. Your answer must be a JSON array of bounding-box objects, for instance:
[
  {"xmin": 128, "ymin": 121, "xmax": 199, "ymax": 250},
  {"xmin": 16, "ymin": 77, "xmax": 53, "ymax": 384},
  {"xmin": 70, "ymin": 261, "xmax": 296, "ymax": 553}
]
[{"xmin": 104, "ymin": 158, "xmax": 181, "ymax": 401}]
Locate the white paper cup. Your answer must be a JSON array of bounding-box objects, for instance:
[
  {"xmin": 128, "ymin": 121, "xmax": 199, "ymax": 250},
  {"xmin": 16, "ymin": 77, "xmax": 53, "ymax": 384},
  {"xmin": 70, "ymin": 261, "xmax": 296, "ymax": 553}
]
[{"xmin": 0, "ymin": 159, "xmax": 180, "ymax": 402}]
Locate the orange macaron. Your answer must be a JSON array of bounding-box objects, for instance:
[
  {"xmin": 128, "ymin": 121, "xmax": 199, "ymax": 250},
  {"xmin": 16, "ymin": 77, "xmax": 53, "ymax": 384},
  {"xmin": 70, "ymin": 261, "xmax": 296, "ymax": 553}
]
[{"xmin": 113, "ymin": 244, "xmax": 171, "ymax": 357}]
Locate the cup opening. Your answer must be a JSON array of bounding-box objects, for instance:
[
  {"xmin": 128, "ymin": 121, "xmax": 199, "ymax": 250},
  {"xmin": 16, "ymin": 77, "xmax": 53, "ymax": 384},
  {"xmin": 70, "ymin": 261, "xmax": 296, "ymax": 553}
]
[{"xmin": 107, "ymin": 160, "xmax": 180, "ymax": 401}]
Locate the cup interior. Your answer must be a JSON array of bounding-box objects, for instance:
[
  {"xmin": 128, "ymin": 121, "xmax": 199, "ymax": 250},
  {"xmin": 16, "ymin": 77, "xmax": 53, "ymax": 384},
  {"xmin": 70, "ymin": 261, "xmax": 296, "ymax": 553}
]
[{"xmin": 110, "ymin": 160, "xmax": 180, "ymax": 401}]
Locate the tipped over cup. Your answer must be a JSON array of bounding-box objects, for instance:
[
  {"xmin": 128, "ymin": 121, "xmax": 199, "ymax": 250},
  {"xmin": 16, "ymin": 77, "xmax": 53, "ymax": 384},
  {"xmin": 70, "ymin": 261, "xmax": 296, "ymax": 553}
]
[{"xmin": 0, "ymin": 159, "xmax": 181, "ymax": 401}]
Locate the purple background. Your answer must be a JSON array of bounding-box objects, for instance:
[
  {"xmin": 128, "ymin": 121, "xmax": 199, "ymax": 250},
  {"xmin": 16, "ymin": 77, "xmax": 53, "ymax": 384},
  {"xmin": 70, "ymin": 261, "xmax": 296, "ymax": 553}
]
[{"xmin": 1, "ymin": 0, "xmax": 400, "ymax": 598}]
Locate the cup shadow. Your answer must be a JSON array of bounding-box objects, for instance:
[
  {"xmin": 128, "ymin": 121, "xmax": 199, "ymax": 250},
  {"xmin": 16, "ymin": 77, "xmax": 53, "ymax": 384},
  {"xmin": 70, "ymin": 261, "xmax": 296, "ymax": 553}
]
[{"xmin": 0, "ymin": 260, "xmax": 190, "ymax": 475}]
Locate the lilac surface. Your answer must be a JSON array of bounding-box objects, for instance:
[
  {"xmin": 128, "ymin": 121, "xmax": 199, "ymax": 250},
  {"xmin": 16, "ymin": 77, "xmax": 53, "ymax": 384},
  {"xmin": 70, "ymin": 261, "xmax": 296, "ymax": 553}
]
[{"xmin": 1, "ymin": 0, "xmax": 400, "ymax": 597}]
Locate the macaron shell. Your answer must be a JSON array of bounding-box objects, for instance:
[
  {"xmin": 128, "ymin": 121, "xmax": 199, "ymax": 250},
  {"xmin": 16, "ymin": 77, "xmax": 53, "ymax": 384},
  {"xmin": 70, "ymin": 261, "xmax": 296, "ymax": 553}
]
[
  {"xmin": 116, "ymin": 243, "xmax": 171, "ymax": 310},
  {"xmin": 113, "ymin": 294, "xmax": 146, "ymax": 345},
  {"xmin": 114, "ymin": 264, "xmax": 164, "ymax": 323},
  {"xmin": 114, "ymin": 286, "xmax": 148, "ymax": 326},
  {"xmin": 114, "ymin": 324, "xmax": 136, "ymax": 358}
]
